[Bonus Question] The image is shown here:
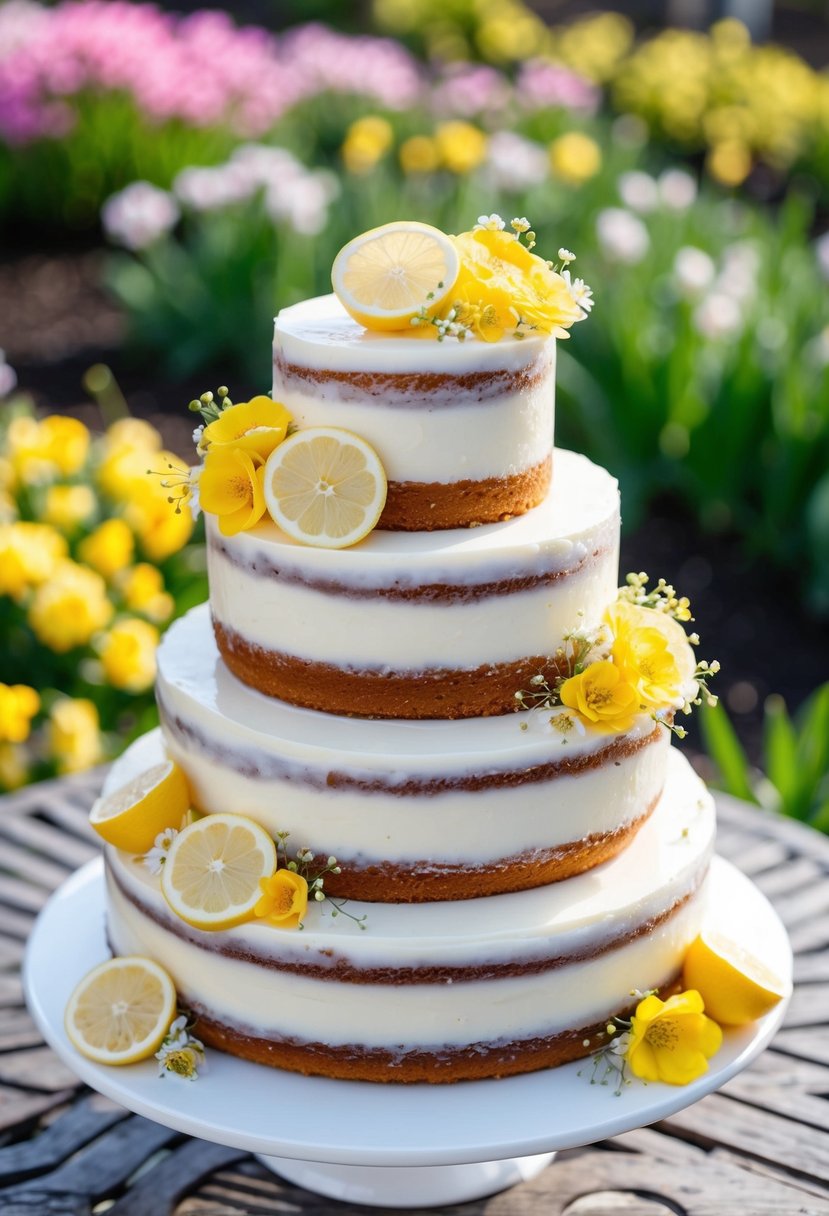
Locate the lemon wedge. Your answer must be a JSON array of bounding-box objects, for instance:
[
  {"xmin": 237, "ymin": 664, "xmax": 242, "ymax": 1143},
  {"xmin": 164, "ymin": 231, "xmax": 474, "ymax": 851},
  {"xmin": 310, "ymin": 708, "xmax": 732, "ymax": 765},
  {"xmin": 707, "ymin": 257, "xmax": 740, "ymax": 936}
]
[
  {"xmin": 263, "ymin": 427, "xmax": 387, "ymax": 549},
  {"xmin": 89, "ymin": 761, "xmax": 191, "ymax": 854},
  {"xmin": 332, "ymin": 221, "xmax": 460, "ymax": 330},
  {"xmin": 683, "ymin": 930, "xmax": 788, "ymax": 1025},
  {"xmin": 65, "ymin": 956, "xmax": 177, "ymax": 1065},
  {"xmin": 161, "ymin": 812, "xmax": 276, "ymax": 931}
]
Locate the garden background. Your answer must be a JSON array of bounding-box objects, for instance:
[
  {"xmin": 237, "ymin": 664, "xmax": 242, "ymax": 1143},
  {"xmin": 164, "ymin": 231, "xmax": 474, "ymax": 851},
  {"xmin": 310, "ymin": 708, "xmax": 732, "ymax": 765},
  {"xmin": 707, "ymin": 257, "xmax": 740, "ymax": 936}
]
[{"xmin": 0, "ymin": 0, "xmax": 827, "ymax": 832}]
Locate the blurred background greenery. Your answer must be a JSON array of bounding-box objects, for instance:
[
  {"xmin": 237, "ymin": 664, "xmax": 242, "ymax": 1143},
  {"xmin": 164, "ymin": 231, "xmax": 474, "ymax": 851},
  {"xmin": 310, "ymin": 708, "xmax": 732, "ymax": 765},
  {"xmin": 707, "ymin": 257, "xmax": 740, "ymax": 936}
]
[{"xmin": 0, "ymin": 0, "xmax": 827, "ymax": 828}]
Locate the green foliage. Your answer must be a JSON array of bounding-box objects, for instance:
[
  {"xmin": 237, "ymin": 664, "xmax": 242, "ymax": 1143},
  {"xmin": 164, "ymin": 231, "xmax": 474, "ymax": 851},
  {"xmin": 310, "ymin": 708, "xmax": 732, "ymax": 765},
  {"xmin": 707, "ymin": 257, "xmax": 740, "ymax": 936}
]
[{"xmin": 699, "ymin": 687, "xmax": 829, "ymax": 831}]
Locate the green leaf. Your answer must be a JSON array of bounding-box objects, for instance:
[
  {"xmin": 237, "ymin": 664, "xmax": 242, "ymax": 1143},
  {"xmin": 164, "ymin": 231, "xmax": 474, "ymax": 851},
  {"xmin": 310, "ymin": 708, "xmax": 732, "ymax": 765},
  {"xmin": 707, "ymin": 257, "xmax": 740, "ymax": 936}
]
[
  {"xmin": 791, "ymin": 684, "xmax": 829, "ymax": 821},
  {"xmin": 762, "ymin": 694, "xmax": 800, "ymax": 814},
  {"xmin": 698, "ymin": 702, "xmax": 757, "ymax": 804}
]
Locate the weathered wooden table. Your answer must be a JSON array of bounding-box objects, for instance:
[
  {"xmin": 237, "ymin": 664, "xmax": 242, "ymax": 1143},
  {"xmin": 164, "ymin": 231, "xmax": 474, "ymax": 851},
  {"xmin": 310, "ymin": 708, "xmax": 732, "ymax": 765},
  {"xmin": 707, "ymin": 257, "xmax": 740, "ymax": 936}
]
[{"xmin": 0, "ymin": 767, "xmax": 828, "ymax": 1216}]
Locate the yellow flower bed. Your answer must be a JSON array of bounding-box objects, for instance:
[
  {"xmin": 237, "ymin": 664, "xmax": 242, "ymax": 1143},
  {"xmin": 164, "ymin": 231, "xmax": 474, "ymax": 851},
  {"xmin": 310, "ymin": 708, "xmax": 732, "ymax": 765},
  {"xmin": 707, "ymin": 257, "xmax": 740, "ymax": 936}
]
[{"xmin": 0, "ymin": 402, "xmax": 203, "ymax": 791}]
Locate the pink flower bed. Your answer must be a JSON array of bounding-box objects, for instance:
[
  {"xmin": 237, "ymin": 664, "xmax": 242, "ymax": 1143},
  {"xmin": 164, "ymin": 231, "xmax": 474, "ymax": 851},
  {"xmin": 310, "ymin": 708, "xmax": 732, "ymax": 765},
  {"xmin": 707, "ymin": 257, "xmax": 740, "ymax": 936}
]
[{"xmin": 0, "ymin": 0, "xmax": 424, "ymax": 144}]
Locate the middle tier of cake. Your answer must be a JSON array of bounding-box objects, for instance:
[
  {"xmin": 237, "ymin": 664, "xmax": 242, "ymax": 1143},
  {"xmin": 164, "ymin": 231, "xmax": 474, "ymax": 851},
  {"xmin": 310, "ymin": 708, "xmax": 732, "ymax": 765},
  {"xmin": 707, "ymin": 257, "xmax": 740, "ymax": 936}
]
[
  {"xmin": 208, "ymin": 448, "xmax": 620, "ymax": 719},
  {"xmin": 158, "ymin": 605, "xmax": 671, "ymax": 902}
]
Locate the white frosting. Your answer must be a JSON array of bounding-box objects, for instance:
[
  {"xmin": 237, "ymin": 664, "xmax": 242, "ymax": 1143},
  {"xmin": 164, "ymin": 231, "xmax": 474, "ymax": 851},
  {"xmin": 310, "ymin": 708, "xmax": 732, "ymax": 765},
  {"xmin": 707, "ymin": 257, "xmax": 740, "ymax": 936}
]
[
  {"xmin": 273, "ymin": 294, "xmax": 555, "ymax": 483},
  {"xmin": 105, "ymin": 738, "xmax": 713, "ymax": 1048},
  {"xmin": 207, "ymin": 448, "xmax": 620, "ymax": 672},
  {"xmin": 157, "ymin": 608, "xmax": 671, "ymax": 865}
]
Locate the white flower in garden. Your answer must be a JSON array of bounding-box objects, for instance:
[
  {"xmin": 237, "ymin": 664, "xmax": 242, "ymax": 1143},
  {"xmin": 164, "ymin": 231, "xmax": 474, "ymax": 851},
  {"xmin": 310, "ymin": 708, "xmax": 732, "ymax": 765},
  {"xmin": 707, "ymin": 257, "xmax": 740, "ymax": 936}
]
[
  {"xmin": 693, "ymin": 293, "xmax": 743, "ymax": 341},
  {"xmin": 101, "ymin": 182, "xmax": 180, "ymax": 250},
  {"xmin": 596, "ymin": 208, "xmax": 649, "ymax": 265},
  {"xmin": 266, "ymin": 170, "xmax": 339, "ymax": 236},
  {"xmin": 485, "ymin": 133, "xmax": 547, "ymax": 192},
  {"xmin": 173, "ymin": 164, "xmax": 257, "ymax": 212},
  {"xmin": 673, "ymin": 247, "xmax": 715, "ymax": 299},
  {"xmin": 475, "ymin": 213, "xmax": 506, "ymax": 231},
  {"xmin": 658, "ymin": 168, "xmax": 697, "ymax": 211},
  {"xmin": 558, "ymin": 248, "xmax": 576, "ymax": 264},
  {"xmin": 618, "ymin": 170, "xmax": 659, "ymax": 214},
  {"xmin": 718, "ymin": 241, "xmax": 760, "ymax": 305},
  {"xmin": 816, "ymin": 232, "xmax": 829, "ymax": 281},
  {"xmin": 0, "ymin": 350, "xmax": 17, "ymax": 398},
  {"xmin": 563, "ymin": 270, "xmax": 594, "ymax": 313}
]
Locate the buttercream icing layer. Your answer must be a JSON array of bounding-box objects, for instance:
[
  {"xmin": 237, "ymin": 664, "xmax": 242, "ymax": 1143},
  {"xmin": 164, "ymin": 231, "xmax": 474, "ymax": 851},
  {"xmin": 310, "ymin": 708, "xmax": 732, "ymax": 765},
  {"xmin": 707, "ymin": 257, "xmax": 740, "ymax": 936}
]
[
  {"xmin": 272, "ymin": 294, "xmax": 556, "ymax": 528},
  {"xmin": 156, "ymin": 612, "xmax": 671, "ymax": 899},
  {"xmin": 207, "ymin": 448, "xmax": 620, "ymax": 718},
  {"xmin": 104, "ymin": 733, "xmax": 713, "ymax": 1083}
]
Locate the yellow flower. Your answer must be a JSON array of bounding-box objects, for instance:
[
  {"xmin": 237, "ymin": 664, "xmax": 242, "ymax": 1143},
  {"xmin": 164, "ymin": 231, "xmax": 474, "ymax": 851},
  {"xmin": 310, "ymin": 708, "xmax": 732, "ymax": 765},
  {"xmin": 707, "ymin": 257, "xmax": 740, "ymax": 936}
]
[
  {"xmin": 605, "ymin": 601, "xmax": 697, "ymax": 710},
  {"xmin": 6, "ymin": 416, "xmax": 52, "ymax": 483},
  {"xmin": 624, "ymin": 990, "xmax": 722, "ymax": 1085},
  {"xmin": 450, "ymin": 228, "xmax": 585, "ymax": 339},
  {"xmin": 435, "ymin": 121, "xmax": 488, "ymax": 174},
  {"xmin": 38, "ymin": 415, "xmax": 90, "ymax": 476},
  {"xmin": 0, "ymin": 742, "xmax": 29, "ymax": 790},
  {"xmin": 123, "ymin": 451, "xmax": 194, "ymax": 560},
  {"xmin": 99, "ymin": 617, "xmax": 160, "ymax": 692},
  {"xmin": 559, "ymin": 660, "xmax": 640, "ymax": 733},
  {"xmin": 199, "ymin": 446, "xmax": 267, "ymax": 537},
  {"xmin": 48, "ymin": 697, "xmax": 103, "ymax": 774},
  {"xmin": 706, "ymin": 139, "xmax": 752, "ymax": 187},
  {"xmin": 399, "ymin": 134, "xmax": 440, "ymax": 174},
  {"xmin": 42, "ymin": 484, "xmax": 97, "ymax": 532},
  {"xmin": 450, "ymin": 264, "xmax": 517, "ymax": 343},
  {"xmin": 0, "ymin": 684, "xmax": 40, "ymax": 743},
  {"xmin": 255, "ymin": 870, "xmax": 309, "ymax": 929},
  {"xmin": 78, "ymin": 518, "xmax": 135, "ymax": 579},
  {"xmin": 341, "ymin": 115, "xmax": 394, "ymax": 174},
  {"xmin": 118, "ymin": 563, "xmax": 174, "ymax": 623},
  {"xmin": 97, "ymin": 418, "xmax": 162, "ymax": 501},
  {"xmin": 549, "ymin": 132, "xmax": 602, "ymax": 185},
  {"xmin": 0, "ymin": 522, "xmax": 67, "ymax": 599},
  {"xmin": 200, "ymin": 397, "xmax": 292, "ymax": 462},
  {"xmin": 28, "ymin": 560, "xmax": 113, "ymax": 652}
]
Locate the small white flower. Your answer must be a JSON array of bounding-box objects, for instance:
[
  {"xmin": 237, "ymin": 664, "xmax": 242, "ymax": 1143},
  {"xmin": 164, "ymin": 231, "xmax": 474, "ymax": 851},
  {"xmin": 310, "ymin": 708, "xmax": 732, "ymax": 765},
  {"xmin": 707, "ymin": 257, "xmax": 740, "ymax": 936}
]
[
  {"xmin": 693, "ymin": 292, "xmax": 743, "ymax": 341},
  {"xmin": 191, "ymin": 424, "xmax": 204, "ymax": 448},
  {"xmin": 658, "ymin": 168, "xmax": 697, "ymax": 212},
  {"xmin": 143, "ymin": 828, "xmax": 179, "ymax": 876},
  {"xmin": 609, "ymin": 1029, "xmax": 632, "ymax": 1057},
  {"xmin": 485, "ymin": 133, "xmax": 547, "ymax": 192},
  {"xmin": 101, "ymin": 182, "xmax": 180, "ymax": 251},
  {"xmin": 673, "ymin": 247, "xmax": 715, "ymax": 299},
  {"xmin": 563, "ymin": 270, "xmax": 594, "ymax": 313},
  {"xmin": 618, "ymin": 170, "xmax": 659, "ymax": 214},
  {"xmin": 558, "ymin": 248, "xmax": 576, "ymax": 264},
  {"xmin": 510, "ymin": 216, "xmax": 531, "ymax": 233},
  {"xmin": 474, "ymin": 213, "xmax": 505, "ymax": 231},
  {"xmin": 596, "ymin": 208, "xmax": 650, "ymax": 265}
]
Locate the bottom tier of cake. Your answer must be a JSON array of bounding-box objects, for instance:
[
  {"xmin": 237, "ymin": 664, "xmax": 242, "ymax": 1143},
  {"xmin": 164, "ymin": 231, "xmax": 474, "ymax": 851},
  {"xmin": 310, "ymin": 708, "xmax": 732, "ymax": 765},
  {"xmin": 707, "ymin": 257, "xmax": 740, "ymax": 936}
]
[{"xmin": 104, "ymin": 734, "xmax": 714, "ymax": 1084}]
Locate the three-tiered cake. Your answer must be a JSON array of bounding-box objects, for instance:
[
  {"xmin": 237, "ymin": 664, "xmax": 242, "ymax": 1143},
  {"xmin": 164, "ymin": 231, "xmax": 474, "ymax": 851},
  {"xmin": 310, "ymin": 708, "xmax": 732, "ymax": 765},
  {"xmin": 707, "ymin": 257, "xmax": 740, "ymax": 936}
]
[{"xmin": 103, "ymin": 276, "xmax": 714, "ymax": 1083}]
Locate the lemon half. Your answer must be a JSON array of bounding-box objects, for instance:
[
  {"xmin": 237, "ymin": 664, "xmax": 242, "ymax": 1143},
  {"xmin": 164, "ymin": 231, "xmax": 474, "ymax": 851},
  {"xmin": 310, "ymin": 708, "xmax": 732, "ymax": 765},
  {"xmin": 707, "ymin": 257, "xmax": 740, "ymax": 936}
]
[
  {"xmin": 89, "ymin": 761, "xmax": 191, "ymax": 854},
  {"xmin": 683, "ymin": 930, "xmax": 788, "ymax": 1025}
]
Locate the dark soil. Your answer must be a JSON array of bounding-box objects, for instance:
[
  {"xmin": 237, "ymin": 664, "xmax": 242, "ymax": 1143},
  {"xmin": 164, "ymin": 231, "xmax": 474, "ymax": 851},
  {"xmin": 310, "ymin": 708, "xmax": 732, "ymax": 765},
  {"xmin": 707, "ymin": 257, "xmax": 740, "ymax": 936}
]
[{"xmin": 3, "ymin": 250, "xmax": 827, "ymax": 772}]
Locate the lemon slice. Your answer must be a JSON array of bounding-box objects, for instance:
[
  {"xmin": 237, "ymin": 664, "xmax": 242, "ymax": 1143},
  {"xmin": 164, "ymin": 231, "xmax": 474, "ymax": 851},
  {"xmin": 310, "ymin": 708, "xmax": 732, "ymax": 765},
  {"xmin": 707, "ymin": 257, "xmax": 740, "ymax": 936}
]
[
  {"xmin": 161, "ymin": 812, "xmax": 276, "ymax": 931},
  {"xmin": 332, "ymin": 221, "xmax": 460, "ymax": 330},
  {"xmin": 89, "ymin": 761, "xmax": 191, "ymax": 854},
  {"xmin": 263, "ymin": 427, "xmax": 387, "ymax": 549},
  {"xmin": 65, "ymin": 956, "xmax": 176, "ymax": 1065},
  {"xmin": 683, "ymin": 930, "xmax": 789, "ymax": 1025}
]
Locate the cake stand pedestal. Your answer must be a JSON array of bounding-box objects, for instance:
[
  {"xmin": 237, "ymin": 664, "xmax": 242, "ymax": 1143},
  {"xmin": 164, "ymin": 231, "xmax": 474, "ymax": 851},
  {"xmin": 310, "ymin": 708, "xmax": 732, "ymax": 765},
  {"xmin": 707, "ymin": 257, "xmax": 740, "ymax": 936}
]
[{"xmin": 24, "ymin": 858, "xmax": 791, "ymax": 1210}]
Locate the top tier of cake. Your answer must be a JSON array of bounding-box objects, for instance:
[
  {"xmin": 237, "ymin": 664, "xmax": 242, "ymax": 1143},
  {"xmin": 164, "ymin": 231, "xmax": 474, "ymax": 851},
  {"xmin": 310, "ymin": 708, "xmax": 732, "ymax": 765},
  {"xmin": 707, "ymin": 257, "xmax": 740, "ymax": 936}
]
[{"xmin": 273, "ymin": 294, "xmax": 555, "ymax": 531}]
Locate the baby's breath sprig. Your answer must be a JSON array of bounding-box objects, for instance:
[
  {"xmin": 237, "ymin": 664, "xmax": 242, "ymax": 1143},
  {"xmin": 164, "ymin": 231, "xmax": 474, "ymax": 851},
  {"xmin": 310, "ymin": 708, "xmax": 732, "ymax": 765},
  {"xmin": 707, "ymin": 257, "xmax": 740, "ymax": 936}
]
[
  {"xmin": 618, "ymin": 571, "xmax": 693, "ymax": 623},
  {"xmin": 411, "ymin": 299, "xmax": 471, "ymax": 341},
  {"xmin": 275, "ymin": 832, "xmax": 367, "ymax": 930},
  {"xmin": 514, "ymin": 628, "xmax": 603, "ymax": 711},
  {"xmin": 187, "ymin": 385, "xmax": 233, "ymax": 426},
  {"xmin": 577, "ymin": 989, "xmax": 657, "ymax": 1096}
]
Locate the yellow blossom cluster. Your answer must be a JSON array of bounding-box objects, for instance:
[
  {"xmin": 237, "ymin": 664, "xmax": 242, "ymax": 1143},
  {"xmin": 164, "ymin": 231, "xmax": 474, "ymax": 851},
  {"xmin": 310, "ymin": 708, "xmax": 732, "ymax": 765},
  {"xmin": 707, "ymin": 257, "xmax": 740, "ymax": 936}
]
[
  {"xmin": 612, "ymin": 19, "xmax": 826, "ymax": 185},
  {"xmin": 556, "ymin": 598, "xmax": 699, "ymax": 735},
  {"xmin": 197, "ymin": 395, "xmax": 292, "ymax": 536},
  {"xmin": 0, "ymin": 406, "xmax": 200, "ymax": 790}
]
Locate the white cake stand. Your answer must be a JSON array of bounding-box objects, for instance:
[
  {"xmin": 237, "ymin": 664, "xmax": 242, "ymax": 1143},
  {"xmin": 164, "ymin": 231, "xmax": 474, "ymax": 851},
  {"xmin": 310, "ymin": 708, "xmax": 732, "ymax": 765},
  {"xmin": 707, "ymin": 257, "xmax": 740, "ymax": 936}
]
[{"xmin": 24, "ymin": 857, "xmax": 791, "ymax": 1209}]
